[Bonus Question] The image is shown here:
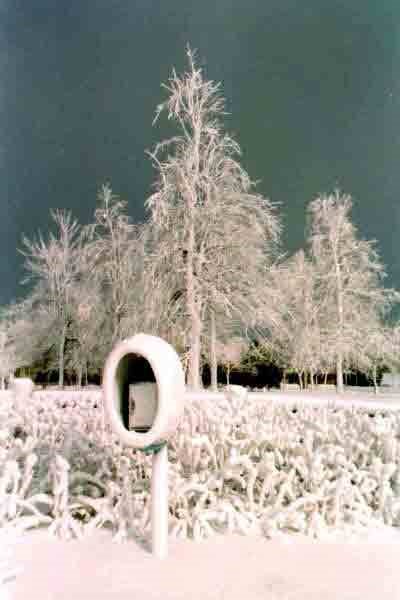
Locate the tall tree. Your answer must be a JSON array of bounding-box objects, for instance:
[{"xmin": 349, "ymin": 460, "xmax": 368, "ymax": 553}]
[
  {"xmin": 146, "ymin": 47, "xmax": 280, "ymax": 389},
  {"xmin": 307, "ymin": 190, "xmax": 396, "ymax": 393}
]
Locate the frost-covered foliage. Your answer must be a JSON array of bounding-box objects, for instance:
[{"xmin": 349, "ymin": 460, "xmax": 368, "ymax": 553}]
[{"xmin": 1, "ymin": 389, "xmax": 400, "ymax": 547}]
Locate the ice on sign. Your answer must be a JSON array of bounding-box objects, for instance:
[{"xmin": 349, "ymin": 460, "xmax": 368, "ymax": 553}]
[{"xmin": 129, "ymin": 382, "xmax": 158, "ymax": 432}]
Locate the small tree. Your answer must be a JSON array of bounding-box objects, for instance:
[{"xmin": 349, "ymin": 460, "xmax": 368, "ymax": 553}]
[
  {"xmin": 19, "ymin": 210, "xmax": 83, "ymax": 386},
  {"xmin": 383, "ymin": 323, "xmax": 400, "ymax": 376},
  {"xmin": 203, "ymin": 308, "xmax": 242, "ymax": 391},
  {"xmin": 215, "ymin": 338, "xmax": 248, "ymax": 385},
  {"xmin": 0, "ymin": 322, "xmax": 16, "ymax": 388},
  {"xmin": 234, "ymin": 340, "xmax": 281, "ymax": 388},
  {"xmin": 257, "ymin": 251, "xmax": 322, "ymax": 388},
  {"xmin": 355, "ymin": 320, "xmax": 400, "ymax": 393},
  {"xmin": 1, "ymin": 293, "xmax": 56, "ymax": 381},
  {"xmin": 355, "ymin": 323, "xmax": 389, "ymax": 393},
  {"xmin": 65, "ymin": 275, "xmax": 106, "ymax": 386}
]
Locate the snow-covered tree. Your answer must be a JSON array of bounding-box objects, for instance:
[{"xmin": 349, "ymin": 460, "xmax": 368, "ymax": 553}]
[
  {"xmin": 146, "ymin": 47, "xmax": 280, "ymax": 389},
  {"xmin": 353, "ymin": 320, "xmax": 391, "ymax": 393},
  {"xmin": 19, "ymin": 209, "xmax": 83, "ymax": 386},
  {"xmin": 0, "ymin": 295, "xmax": 53, "ymax": 380},
  {"xmin": 384, "ymin": 323, "xmax": 400, "ymax": 374},
  {"xmin": 262, "ymin": 250, "xmax": 322, "ymax": 388},
  {"xmin": 214, "ymin": 337, "xmax": 248, "ymax": 386},
  {"xmin": 200, "ymin": 187, "xmax": 280, "ymax": 389},
  {"xmin": 352, "ymin": 318, "xmax": 400, "ymax": 393},
  {"xmin": 82, "ymin": 185, "xmax": 154, "ymax": 353},
  {"xmin": 64, "ymin": 275, "xmax": 106, "ymax": 386},
  {"xmin": 0, "ymin": 321, "xmax": 16, "ymax": 388},
  {"xmin": 203, "ymin": 309, "xmax": 244, "ymax": 391},
  {"xmin": 307, "ymin": 190, "xmax": 397, "ymax": 393}
]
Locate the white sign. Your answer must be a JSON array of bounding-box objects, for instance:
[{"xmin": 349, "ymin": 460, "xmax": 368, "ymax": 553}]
[{"xmin": 129, "ymin": 382, "xmax": 158, "ymax": 431}]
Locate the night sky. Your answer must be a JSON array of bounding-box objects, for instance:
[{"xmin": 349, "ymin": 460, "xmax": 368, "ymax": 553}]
[{"xmin": 1, "ymin": 1, "xmax": 400, "ymax": 307}]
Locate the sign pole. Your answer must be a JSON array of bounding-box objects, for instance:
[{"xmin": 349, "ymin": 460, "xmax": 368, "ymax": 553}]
[{"xmin": 150, "ymin": 443, "xmax": 169, "ymax": 559}]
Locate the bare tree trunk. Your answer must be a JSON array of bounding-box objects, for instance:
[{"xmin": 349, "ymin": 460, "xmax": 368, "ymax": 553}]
[
  {"xmin": 324, "ymin": 371, "xmax": 328, "ymax": 385},
  {"xmin": 297, "ymin": 371, "xmax": 302, "ymax": 389},
  {"xmin": 310, "ymin": 369, "xmax": 314, "ymax": 389},
  {"xmin": 58, "ymin": 324, "xmax": 66, "ymax": 387},
  {"xmin": 0, "ymin": 376, "xmax": 4, "ymax": 390},
  {"xmin": 186, "ymin": 221, "xmax": 202, "ymax": 390},
  {"xmin": 77, "ymin": 366, "xmax": 83, "ymax": 388},
  {"xmin": 189, "ymin": 315, "xmax": 201, "ymax": 389},
  {"xmin": 336, "ymin": 356, "xmax": 344, "ymax": 394},
  {"xmin": 226, "ymin": 363, "xmax": 230, "ymax": 386},
  {"xmin": 372, "ymin": 364, "xmax": 378, "ymax": 395},
  {"xmin": 334, "ymin": 249, "xmax": 344, "ymax": 394},
  {"xmin": 210, "ymin": 309, "xmax": 218, "ymax": 391}
]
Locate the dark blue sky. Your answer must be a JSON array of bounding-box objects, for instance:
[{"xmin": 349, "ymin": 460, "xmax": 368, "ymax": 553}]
[{"xmin": 1, "ymin": 1, "xmax": 400, "ymax": 306}]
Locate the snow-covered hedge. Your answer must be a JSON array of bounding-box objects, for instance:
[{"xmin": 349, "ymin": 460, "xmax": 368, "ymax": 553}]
[{"xmin": 1, "ymin": 388, "xmax": 400, "ymax": 545}]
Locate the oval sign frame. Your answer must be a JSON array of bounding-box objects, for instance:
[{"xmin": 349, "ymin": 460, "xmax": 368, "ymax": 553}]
[{"xmin": 102, "ymin": 333, "xmax": 185, "ymax": 449}]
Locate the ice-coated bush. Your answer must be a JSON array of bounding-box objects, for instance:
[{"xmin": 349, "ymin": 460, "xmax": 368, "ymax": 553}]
[{"xmin": 1, "ymin": 388, "xmax": 400, "ymax": 544}]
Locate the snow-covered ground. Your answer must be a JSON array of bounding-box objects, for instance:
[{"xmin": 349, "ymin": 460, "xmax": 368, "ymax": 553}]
[
  {"xmin": 188, "ymin": 387, "xmax": 400, "ymax": 412},
  {"xmin": 2, "ymin": 386, "xmax": 400, "ymax": 600},
  {"xmin": 7, "ymin": 525, "xmax": 400, "ymax": 600}
]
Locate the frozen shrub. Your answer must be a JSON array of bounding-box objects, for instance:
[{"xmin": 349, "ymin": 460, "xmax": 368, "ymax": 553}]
[{"xmin": 1, "ymin": 388, "xmax": 400, "ymax": 542}]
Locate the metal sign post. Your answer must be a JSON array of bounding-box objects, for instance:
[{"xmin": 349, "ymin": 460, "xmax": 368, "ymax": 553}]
[{"xmin": 150, "ymin": 442, "xmax": 168, "ymax": 559}]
